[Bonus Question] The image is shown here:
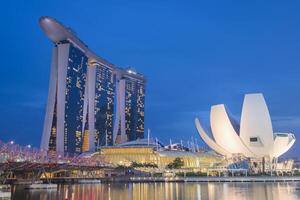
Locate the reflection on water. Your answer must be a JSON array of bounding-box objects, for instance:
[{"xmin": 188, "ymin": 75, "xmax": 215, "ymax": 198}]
[{"xmin": 11, "ymin": 182, "xmax": 300, "ymax": 200}]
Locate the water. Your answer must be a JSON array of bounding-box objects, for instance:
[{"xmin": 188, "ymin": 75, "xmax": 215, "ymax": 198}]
[{"xmin": 11, "ymin": 182, "xmax": 300, "ymax": 200}]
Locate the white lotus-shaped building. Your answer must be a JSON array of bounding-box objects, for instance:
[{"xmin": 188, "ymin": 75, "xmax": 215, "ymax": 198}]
[{"xmin": 195, "ymin": 93, "xmax": 295, "ymax": 159}]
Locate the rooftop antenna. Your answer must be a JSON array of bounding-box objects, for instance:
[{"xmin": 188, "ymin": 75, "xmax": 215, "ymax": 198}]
[
  {"xmin": 181, "ymin": 140, "xmax": 183, "ymax": 150},
  {"xmin": 147, "ymin": 129, "xmax": 150, "ymax": 146},
  {"xmin": 195, "ymin": 138, "xmax": 199, "ymax": 152},
  {"xmin": 191, "ymin": 137, "xmax": 195, "ymax": 152}
]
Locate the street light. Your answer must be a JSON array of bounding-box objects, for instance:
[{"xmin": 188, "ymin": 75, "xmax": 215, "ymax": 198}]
[
  {"xmin": 26, "ymin": 145, "xmax": 31, "ymax": 148},
  {"xmin": 9, "ymin": 140, "xmax": 14, "ymax": 145}
]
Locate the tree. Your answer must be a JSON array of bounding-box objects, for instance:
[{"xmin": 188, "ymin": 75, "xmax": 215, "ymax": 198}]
[
  {"xmin": 167, "ymin": 157, "xmax": 184, "ymax": 169},
  {"xmin": 131, "ymin": 161, "xmax": 158, "ymax": 168}
]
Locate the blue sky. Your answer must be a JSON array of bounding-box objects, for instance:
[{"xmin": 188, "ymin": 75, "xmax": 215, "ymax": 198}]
[{"xmin": 0, "ymin": 0, "xmax": 300, "ymax": 158}]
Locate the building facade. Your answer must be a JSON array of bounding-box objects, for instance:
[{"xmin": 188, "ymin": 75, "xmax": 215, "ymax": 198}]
[
  {"xmin": 113, "ymin": 70, "xmax": 145, "ymax": 144},
  {"xmin": 195, "ymin": 93, "xmax": 296, "ymax": 160},
  {"xmin": 93, "ymin": 143, "xmax": 223, "ymax": 171},
  {"xmin": 40, "ymin": 16, "xmax": 145, "ymax": 155}
]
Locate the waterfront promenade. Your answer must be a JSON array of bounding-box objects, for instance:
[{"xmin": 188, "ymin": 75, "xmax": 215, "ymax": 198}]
[
  {"xmin": 42, "ymin": 176, "xmax": 300, "ymax": 184},
  {"xmin": 1, "ymin": 140, "xmax": 300, "ymax": 185},
  {"xmin": 130, "ymin": 176, "xmax": 300, "ymax": 183}
]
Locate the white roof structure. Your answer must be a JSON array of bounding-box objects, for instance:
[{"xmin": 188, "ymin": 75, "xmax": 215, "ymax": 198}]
[{"xmin": 195, "ymin": 93, "xmax": 296, "ymax": 159}]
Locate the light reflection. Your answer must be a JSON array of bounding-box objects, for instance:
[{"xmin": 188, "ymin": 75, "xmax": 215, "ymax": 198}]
[{"xmin": 11, "ymin": 182, "xmax": 300, "ymax": 200}]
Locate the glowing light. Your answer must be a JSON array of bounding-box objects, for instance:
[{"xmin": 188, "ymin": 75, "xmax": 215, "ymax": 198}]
[{"xmin": 127, "ymin": 69, "xmax": 137, "ymax": 75}]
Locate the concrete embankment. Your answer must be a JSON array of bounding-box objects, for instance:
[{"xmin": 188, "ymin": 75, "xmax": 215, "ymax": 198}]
[
  {"xmin": 42, "ymin": 176, "xmax": 300, "ymax": 184},
  {"xmin": 130, "ymin": 176, "xmax": 300, "ymax": 183}
]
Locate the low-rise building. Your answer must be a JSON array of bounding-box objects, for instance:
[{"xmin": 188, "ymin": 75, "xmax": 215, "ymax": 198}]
[{"xmin": 92, "ymin": 139, "xmax": 223, "ymax": 171}]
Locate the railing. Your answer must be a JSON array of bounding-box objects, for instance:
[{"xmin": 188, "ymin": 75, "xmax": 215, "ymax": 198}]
[{"xmin": 0, "ymin": 140, "xmax": 105, "ymax": 167}]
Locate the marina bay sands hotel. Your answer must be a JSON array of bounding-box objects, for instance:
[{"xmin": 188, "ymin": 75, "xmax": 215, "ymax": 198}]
[{"xmin": 39, "ymin": 17, "xmax": 145, "ymax": 155}]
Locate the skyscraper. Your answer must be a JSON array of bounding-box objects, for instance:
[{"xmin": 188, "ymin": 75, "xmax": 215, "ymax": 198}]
[
  {"xmin": 39, "ymin": 16, "xmax": 145, "ymax": 155},
  {"xmin": 113, "ymin": 69, "xmax": 145, "ymax": 144}
]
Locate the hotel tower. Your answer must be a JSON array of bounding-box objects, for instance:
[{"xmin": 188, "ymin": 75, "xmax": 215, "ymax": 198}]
[{"xmin": 39, "ymin": 16, "xmax": 145, "ymax": 155}]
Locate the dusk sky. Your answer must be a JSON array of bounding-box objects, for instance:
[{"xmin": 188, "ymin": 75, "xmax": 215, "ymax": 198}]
[{"xmin": 1, "ymin": 1, "xmax": 300, "ymax": 158}]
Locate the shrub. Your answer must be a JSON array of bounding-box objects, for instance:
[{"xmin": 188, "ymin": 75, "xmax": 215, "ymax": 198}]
[{"xmin": 167, "ymin": 157, "xmax": 184, "ymax": 169}]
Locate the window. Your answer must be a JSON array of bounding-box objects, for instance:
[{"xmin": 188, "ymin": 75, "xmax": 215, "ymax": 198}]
[{"xmin": 250, "ymin": 137, "xmax": 258, "ymax": 142}]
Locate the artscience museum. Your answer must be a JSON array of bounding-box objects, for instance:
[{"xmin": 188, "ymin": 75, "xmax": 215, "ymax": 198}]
[{"xmin": 195, "ymin": 93, "xmax": 296, "ymax": 161}]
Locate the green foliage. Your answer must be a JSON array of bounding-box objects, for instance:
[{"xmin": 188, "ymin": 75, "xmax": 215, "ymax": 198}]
[
  {"xmin": 153, "ymin": 173, "xmax": 163, "ymax": 177},
  {"xmin": 293, "ymin": 171, "xmax": 300, "ymax": 176},
  {"xmin": 175, "ymin": 172, "xmax": 207, "ymax": 177},
  {"xmin": 175, "ymin": 172, "xmax": 184, "ymax": 177},
  {"xmin": 115, "ymin": 165, "xmax": 131, "ymax": 170},
  {"xmin": 130, "ymin": 161, "xmax": 158, "ymax": 168},
  {"xmin": 167, "ymin": 157, "xmax": 184, "ymax": 169}
]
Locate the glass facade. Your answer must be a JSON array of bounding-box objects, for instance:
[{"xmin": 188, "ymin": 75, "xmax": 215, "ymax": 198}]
[
  {"xmin": 124, "ymin": 77, "xmax": 145, "ymax": 141},
  {"xmin": 41, "ymin": 17, "xmax": 147, "ymax": 155},
  {"xmin": 44, "ymin": 44, "xmax": 145, "ymax": 155},
  {"xmin": 64, "ymin": 43, "xmax": 88, "ymax": 154},
  {"xmin": 97, "ymin": 147, "xmax": 222, "ymax": 169},
  {"xmin": 136, "ymin": 81, "xmax": 145, "ymax": 139},
  {"xmin": 48, "ymin": 94, "xmax": 57, "ymax": 152},
  {"xmin": 94, "ymin": 65, "xmax": 115, "ymax": 147},
  {"xmin": 82, "ymin": 113, "xmax": 89, "ymax": 152}
]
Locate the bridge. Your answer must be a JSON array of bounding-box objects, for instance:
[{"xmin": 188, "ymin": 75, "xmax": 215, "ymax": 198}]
[{"xmin": 0, "ymin": 141, "xmax": 111, "ymax": 184}]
